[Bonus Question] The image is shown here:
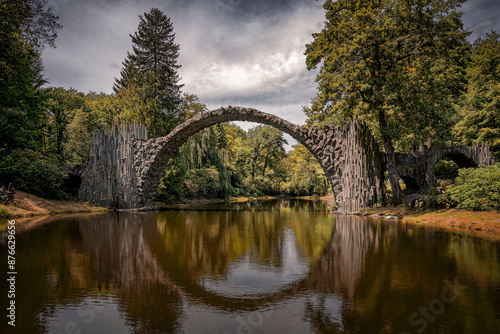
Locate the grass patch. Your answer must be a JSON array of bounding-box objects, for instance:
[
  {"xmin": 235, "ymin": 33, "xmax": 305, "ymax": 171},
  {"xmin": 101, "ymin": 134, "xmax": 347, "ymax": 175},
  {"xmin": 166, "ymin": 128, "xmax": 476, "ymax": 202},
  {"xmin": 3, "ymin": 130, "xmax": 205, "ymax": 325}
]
[{"xmin": 0, "ymin": 205, "xmax": 12, "ymax": 218}]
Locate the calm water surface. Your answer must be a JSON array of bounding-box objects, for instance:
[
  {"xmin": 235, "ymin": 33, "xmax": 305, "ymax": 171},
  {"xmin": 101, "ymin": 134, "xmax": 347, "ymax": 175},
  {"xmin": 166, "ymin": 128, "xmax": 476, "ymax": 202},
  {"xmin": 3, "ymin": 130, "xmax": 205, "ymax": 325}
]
[{"xmin": 1, "ymin": 199, "xmax": 499, "ymax": 333}]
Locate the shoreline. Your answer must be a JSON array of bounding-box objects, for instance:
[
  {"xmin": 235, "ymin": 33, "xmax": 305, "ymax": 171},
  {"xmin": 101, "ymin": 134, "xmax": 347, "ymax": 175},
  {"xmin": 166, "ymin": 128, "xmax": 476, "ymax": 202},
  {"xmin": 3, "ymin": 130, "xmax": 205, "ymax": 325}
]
[
  {"xmin": 2, "ymin": 192, "xmax": 499, "ymax": 240},
  {"xmin": 360, "ymin": 205, "xmax": 500, "ymax": 240},
  {"xmin": 0, "ymin": 191, "xmax": 109, "ymax": 219}
]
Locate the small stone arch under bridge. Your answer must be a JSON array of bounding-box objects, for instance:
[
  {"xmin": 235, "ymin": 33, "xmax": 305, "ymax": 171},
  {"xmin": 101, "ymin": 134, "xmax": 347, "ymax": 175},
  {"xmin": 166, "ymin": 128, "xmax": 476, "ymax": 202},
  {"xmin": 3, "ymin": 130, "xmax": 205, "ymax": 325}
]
[
  {"xmin": 395, "ymin": 144, "xmax": 495, "ymax": 194},
  {"xmin": 78, "ymin": 106, "xmax": 494, "ymax": 214},
  {"xmin": 78, "ymin": 106, "xmax": 385, "ymax": 214}
]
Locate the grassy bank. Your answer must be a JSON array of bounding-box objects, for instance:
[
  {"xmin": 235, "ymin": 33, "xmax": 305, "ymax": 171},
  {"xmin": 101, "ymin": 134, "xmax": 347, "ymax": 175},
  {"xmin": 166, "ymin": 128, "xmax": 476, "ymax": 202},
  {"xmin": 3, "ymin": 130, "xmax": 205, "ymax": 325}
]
[
  {"xmin": 362, "ymin": 205, "xmax": 500, "ymax": 236},
  {"xmin": 0, "ymin": 191, "xmax": 109, "ymax": 219}
]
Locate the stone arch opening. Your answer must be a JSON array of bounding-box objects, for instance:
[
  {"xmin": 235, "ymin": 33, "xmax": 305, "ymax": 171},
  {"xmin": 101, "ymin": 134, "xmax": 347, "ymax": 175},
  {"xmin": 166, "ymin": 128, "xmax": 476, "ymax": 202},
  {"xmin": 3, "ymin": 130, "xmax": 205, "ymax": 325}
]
[
  {"xmin": 433, "ymin": 151, "xmax": 478, "ymax": 191},
  {"xmin": 135, "ymin": 107, "xmax": 340, "ymax": 208},
  {"xmin": 399, "ymin": 176, "xmax": 420, "ymax": 194},
  {"xmin": 429, "ymin": 146, "xmax": 493, "ymax": 192},
  {"xmin": 441, "ymin": 152, "xmax": 477, "ymax": 169}
]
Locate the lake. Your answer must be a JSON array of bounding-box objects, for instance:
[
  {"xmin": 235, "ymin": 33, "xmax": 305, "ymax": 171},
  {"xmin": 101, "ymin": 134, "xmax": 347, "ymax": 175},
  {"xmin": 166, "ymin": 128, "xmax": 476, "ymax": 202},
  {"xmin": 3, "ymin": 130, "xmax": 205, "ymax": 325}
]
[{"xmin": 1, "ymin": 199, "xmax": 499, "ymax": 333}]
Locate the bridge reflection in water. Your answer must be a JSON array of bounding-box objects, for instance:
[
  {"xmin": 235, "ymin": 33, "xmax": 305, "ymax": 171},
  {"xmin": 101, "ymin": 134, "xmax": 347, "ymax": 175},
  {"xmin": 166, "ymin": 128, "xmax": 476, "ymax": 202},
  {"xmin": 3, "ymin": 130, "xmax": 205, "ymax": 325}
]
[
  {"xmin": 2, "ymin": 199, "xmax": 499, "ymax": 334},
  {"xmin": 76, "ymin": 205, "xmax": 376, "ymax": 333}
]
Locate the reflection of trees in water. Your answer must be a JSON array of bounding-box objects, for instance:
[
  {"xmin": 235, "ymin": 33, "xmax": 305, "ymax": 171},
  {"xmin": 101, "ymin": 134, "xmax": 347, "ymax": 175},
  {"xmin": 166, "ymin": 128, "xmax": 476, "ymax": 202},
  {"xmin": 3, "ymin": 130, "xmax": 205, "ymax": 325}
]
[
  {"xmin": 78, "ymin": 213, "xmax": 183, "ymax": 333},
  {"xmin": 150, "ymin": 209, "xmax": 379, "ymax": 306},
  {"xmin": 153, "ymin": 209, "xmax": 336, "ymax": 281},
  {"xmin": 154, "ymin": 210, "xmax": 289, "ymax": 280},
  {"xmin": 0, "ymin": 217, "xmax": 91, "ymax": 333},
  {"xmin": 6, "ymin": 207, "xmax": 500, "ymax": 334},
  {"xmin": 181, "ymin": 198, "xmax": 331, "ymax": 213}
]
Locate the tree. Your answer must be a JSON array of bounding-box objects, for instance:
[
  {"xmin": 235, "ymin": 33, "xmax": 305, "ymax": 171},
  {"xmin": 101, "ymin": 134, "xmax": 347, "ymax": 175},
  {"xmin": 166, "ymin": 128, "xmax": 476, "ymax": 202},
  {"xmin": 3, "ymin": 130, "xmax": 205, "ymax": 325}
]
[
  {"xmin": 0, "ymin": 0, "xmax": 61, "ymax": 154},
  {"xmin": 64, "ymin": 109, "xmax": 90, "ymax": 164},
  {"xmin": 113, "ymin": 8, "xmax": 183, "ymax": 137},
  {"xmin": 305, "ymin": 0, "xmax": 469, "ymax": 204},
  {"xmin": 43, "ymin": 87, "xmax": 86, "ymax": 161},
  {"xmin": 454, "ymin": 31, "xmax": 500, "ymax": 158},
  {"xmin": 284, "ymin": 145, "xmax": 330, "ymax": 196},
  {"xmin": 236, "ymin": 125, "xmax": 287, "ymax": 195},
  {"xmin": 85, "ymin": 91, "xmax": 119, "ymax": 130}
]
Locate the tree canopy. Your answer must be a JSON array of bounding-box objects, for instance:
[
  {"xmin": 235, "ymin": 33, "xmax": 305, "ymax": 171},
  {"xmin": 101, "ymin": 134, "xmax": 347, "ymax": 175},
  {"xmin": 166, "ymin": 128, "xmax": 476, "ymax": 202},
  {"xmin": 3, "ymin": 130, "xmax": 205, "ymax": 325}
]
[
  {"xmin": 305, "ymin": 0, "xmax": 470, "ymax": 203},
  {"xmin": 0, "ymin": 0, "xmax": 62, "ymax": 153},
  {"xmin": 454, "ymin": 31, "xmax": 500, "ymax": 158},
  {"xmin": 113, "ymin": 8, "xmax": 183, "ymax": 137}
]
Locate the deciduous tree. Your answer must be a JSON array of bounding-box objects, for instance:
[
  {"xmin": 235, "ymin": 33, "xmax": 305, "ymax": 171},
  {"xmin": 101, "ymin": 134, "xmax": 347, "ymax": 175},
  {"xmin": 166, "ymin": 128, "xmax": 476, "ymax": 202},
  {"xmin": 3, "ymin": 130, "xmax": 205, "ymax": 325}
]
[
  {"xmin": 454, "ymin": 31, "xmax": 500, "ymax": 158},
  {"xmin": 0, "ymin": 0, "xmax": 61, "ymax": 154},
  {"xmin": 305, "ymin": 0, "xmax": 469, "ymax": 204}
]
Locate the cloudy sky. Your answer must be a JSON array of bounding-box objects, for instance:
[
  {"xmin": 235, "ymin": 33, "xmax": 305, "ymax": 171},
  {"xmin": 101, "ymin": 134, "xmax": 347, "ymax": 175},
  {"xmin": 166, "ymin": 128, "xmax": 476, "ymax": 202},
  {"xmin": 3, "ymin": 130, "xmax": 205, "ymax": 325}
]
[{"xmin": 41, "ymin": 0, "xmax": 500, "ymax": 142}]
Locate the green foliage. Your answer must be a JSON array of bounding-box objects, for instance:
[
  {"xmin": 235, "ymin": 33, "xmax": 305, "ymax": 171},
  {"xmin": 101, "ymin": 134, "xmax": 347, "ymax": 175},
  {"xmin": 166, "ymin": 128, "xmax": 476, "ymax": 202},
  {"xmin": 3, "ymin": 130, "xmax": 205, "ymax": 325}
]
[
  {"xmin": 84, "ymin": 92, "xmax": 118, "ymax": 130},
  {"xmin": 113, "ymin": 8, "xmax": 183, "ymax": 137},
  {"xmin": 454, "ymin": 31, "xmax": 500, "ymax": 159},
  {"xmin": 237, "ymin": 126, "xmax": 286, "ymax": 178},
  {"xmin": 305, "ymin": 0, "xmax": 469, "ymax": 204},
  {"xmin": 157, "ymin": 151, "xmax": 187, "ymax": 203},
  {"xmin": 42, "ymin": 87, "xmax": 86, "ymax": 161},
  {"xmin": 157, "ymin": 95, "xmax": 233, "ymax": 202},
  {"xmin": 157, "ymin": 125, "xmax": 233, "ymax": 201},
  {"xmin": 305, "ymin": 0, "xmax": 468, "ymax": 141},
  {"xmin": 0, "ymin": 149, "xmax": 66, "ymax": 199},
  {"xmin": 183, "ymin": 168, "xmax": 222, "ymax": 198},
  {"xmin": 283, "ymin": 145, "xmax": 330, "ymax": 196},
  {"xmin": 0, "ymin": 205, "xmax": 11, "ymax": 218},
  {"xmin": 443, "ymin": 165, "xmax": 500, "ymax": 211},
  {"xmin": 434, "ymin": 158, "xmax": 459, "ymax": 179},
  {"xmin": 0, "ymin": 0, "xmax": 62, "ymax": 154},
  {"xmin": 0, "ymin": 0, "xmax": 66, "ymax": 200},
  {"xmin": 64, "ymin": 109, "xmax": 90, "ymax": 163}
]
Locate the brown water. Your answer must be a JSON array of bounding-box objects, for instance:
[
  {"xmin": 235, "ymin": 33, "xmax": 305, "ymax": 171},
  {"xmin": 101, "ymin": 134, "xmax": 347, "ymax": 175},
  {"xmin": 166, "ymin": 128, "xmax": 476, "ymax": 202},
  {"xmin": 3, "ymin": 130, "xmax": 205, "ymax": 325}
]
[{"xmin": 1, "ymin": 199, "xmax": 499, "ymax": 334}]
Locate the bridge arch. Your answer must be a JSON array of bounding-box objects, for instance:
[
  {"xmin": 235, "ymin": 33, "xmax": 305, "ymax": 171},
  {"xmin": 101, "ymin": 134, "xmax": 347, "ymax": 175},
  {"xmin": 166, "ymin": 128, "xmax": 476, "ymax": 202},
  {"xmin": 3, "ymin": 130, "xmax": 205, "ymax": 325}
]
[
  {"xmin": 134, "ymin": 106, "xmax": 335, "ymax": 207},
  {"xmin": 434, "ymin": 146, "xmax": 483, "ymax": 170},
  {"xmin": 395, "ymin": 143, "xmax": 495, "ymax": 194},
  {"xmin": 78, "ymin": 106, "xmax": 386, "ymax": 213}
]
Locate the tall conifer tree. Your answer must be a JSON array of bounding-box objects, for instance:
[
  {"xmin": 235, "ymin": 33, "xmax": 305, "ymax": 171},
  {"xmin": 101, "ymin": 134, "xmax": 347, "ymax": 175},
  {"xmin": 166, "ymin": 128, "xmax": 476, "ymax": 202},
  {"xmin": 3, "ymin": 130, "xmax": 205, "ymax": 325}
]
[{"xmin": 114, "ymin": 8, "xmax": 183, "ymax": 136}]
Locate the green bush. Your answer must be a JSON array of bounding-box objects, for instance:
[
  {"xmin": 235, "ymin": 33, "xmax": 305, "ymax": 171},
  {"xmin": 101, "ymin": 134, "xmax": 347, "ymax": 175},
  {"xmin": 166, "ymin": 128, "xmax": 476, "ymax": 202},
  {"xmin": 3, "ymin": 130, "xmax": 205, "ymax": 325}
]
[
  {"xmin": 183, "ymin": 167, "xmax": 221, "ymax": 198},
  {"xmin": 443, "ymin": 165, "xmax": 500, "ymax": 211},
  {"xmin": 0, "ymin": 149, "xmax": 66, "ymax": 199}
]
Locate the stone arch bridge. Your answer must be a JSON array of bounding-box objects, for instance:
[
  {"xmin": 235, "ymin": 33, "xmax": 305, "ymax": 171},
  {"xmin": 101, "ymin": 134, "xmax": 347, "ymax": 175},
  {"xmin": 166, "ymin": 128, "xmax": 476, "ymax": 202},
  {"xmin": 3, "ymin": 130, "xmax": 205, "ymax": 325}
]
[
  {"xmin": 78, "ymin": 106, "xmax": 494, "ymax": 214},
  {"xmin": 78, "ymin": 106, "xmax": 385, "ymax": 214},
  {"xmin": 395, "ymin": 143, "xmax": 494, "ymax": 194}
]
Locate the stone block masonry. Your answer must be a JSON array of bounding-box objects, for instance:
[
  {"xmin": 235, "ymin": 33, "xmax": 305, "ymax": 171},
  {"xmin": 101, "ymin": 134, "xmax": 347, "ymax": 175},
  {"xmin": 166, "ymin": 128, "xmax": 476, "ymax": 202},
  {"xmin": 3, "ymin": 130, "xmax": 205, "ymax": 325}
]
[
  {"xmin": 78, "ymin": 106, "xmax": 384, "ymax": 213},
  {"xmin": 396, "ymin": 143, "xmax": 495, "ymax": 194},
  {"xmin": 78, "ymin": 122, "xmax": 147, "ymax": 209}
]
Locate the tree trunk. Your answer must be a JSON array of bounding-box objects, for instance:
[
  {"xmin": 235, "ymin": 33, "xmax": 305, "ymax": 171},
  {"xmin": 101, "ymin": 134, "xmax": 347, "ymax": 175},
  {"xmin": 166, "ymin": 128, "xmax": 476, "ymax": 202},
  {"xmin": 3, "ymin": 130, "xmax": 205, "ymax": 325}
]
[
  {"xmin": 384, "ymin": 141, "xmax": 401, "ymax": 205},
  {"xmin": 378, "ymin": 109, "xmax": 401, "ymax": 205}
]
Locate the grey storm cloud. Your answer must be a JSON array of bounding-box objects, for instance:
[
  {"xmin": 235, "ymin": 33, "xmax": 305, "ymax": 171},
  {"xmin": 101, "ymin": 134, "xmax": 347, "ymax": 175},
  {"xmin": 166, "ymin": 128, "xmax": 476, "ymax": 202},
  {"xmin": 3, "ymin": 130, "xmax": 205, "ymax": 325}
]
[
  {"xmin": 41, "ymin": 0, "xmax": 325, "ymax": 129},
  {"xmin": 41, "ymin": 0, "xmax": 500, "ymax": 131}
]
